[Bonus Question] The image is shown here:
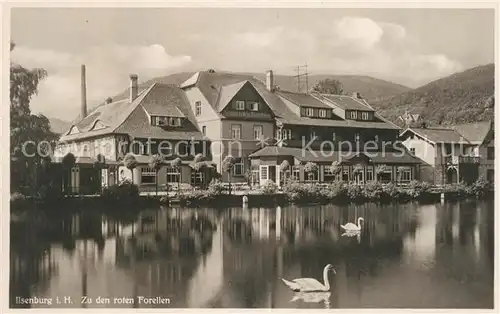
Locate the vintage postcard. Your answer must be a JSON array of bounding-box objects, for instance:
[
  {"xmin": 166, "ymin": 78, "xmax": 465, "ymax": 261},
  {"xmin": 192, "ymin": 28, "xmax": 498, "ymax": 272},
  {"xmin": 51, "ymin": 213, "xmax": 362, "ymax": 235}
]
[{"xmin": 5, "ymin": 2, "xmax": 496, "ymax": 311}]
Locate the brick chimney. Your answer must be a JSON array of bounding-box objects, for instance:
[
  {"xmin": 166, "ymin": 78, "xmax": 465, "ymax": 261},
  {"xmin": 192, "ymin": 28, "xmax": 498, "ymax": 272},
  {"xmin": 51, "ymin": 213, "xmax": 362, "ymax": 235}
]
[
  {"xmin": 266, "ymin": 70, "xmax": 274, "ymax": 92},
  {"xmin": 129, "ymin": 74, "xmax": 138, "ymax": 102},
  {"xmin": 80, "ymin": 64, "xmax": 87, "ymax": 119}
]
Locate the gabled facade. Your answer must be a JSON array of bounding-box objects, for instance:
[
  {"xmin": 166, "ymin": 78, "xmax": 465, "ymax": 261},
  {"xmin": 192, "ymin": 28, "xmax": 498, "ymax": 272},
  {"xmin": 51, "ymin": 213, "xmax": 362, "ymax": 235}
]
[
  {"xmin": 181, "ymin": 71, "xmax": 277, "ymax": 183},
  {"xmin": 400, "ymin": 121, "xmax": 494, "ymax": 185},
  {"xmin": 55, "ymin": 73, "xmax": 211, "ymax": 193}
]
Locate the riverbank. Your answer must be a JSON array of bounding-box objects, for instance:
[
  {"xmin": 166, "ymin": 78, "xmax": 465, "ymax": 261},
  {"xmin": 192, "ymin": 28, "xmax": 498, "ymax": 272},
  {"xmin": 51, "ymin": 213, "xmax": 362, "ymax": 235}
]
[{"xmin": 10, "ymin": 179, "xmax": 493, "ymax": 213}]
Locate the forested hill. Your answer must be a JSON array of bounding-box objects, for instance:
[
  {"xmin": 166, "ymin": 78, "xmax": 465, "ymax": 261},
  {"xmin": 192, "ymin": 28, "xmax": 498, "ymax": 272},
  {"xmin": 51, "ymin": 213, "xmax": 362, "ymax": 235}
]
[{"xmin": 371, "ymin": 64, "xmax": 494, "ymax": 127}]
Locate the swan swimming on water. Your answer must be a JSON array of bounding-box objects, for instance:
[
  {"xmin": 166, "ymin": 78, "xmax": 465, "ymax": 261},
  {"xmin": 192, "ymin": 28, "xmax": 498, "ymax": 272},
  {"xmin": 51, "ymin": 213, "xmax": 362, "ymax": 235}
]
[
  {"xmin": 341, "ymin": 217, "xmax": 364, "ymax": 232},
  {"xmin": 281, "ymin": 264, "xmax": 336, "ymax": 292}
]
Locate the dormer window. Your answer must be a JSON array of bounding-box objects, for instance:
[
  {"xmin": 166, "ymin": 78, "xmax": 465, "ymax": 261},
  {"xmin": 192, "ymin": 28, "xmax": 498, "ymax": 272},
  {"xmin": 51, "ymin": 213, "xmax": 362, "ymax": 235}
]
[
  {"xmin": 151, "ymin": 115, "xmax": 182, "ymax": 127},
  {"xmin": 319, "ymin": 109, "xmax": 327, "ymax": 118},
  {"xmin": 249, "ymin": 102, "xmax": 259, "ymax": 111},
  {"xmin": 306, "ymin": 108, "xmax": 314, "ymax": 117},
  {"xmin": 350, "ymin": 111, "xmax": 358, "ymax": 119},
  {"xmin": 361, "ymin": 112, "xmax": 369, "ymax": 120},
  {"xmin": 235, "ymin": 100, "xmax": 245, "ymax": 111}
]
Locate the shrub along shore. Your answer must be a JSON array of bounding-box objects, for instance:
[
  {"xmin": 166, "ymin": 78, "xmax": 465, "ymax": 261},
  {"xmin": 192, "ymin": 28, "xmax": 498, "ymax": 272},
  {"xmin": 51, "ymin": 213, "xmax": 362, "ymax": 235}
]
[{"xmin": 10, "ymin": 178, "xmax": 492, "ymax": 212}]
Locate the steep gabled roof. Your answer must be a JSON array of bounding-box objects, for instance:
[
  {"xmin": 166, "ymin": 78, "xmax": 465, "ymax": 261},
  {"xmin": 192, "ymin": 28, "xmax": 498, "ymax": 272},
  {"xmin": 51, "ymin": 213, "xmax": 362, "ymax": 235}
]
[
  {"xmin": 216, "ymin": 80, "xmax": 250, "ymax": 111},
  {"xmin": 451, "ymin": 121, "xmax": 492, "ymax": 144},
  {"xmin": 60, "ymin": 83, "xmax": 205, "ymax": 142}
]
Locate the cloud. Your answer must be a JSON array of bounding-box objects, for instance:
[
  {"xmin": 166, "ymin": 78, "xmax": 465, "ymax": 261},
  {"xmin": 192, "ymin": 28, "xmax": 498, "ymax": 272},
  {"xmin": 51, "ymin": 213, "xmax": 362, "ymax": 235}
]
[
  {"xmin": 11, "ymin": 44, "xmax": 193, "ymax": 120},
  {"xmin": 332, "ymin": 16, "xmax": 384, "ymax": 49},
  {"xmin": 186, "ymin": 16, "xmax": 461, "ymax": 88}
]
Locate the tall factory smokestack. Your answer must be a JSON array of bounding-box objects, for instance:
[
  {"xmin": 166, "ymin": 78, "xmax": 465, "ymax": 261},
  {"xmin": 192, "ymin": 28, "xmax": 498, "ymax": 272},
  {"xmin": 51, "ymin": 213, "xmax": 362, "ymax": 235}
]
[{"xmin": 81, "ymin": 64, "xmax": 87, "ymax": 119}]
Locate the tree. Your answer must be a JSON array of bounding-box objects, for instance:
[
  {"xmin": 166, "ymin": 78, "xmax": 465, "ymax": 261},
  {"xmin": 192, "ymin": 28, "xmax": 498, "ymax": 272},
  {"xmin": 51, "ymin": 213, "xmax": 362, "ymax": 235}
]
[
  {"xmin": 192, "ymin": 153, "xmax": 205, "ymax": 188},
  {"xmin": 148, "ymin": 154, "xmax": 164, "ymax": 196},
  {"xmin": 170, "ymin": 157, "xmax": 183, "ymax": 193},
  {"xmin": 330, "ymin": 161, "xmax": 342, "ymax": 180},
  {"xmin": 10, "ymin": 42, "xmax": 58, "ymax": 194},
  {"xmin": 222, "ymin": 155, "xmax": 236, "ymax": 195},
  {"xmin": 62, "ymin": 153, "xmax": 76, "ymax": 194},
  {"xmin": 280, "ymin": 160, "xmax": 290, "ymax": 185},
  {"xmin": 311, "ymin": 78, "xmax": 343, "ymax": 95},
  {"xmin": 304, "ymin": 162, "xmax": 318, "ymax": 182},
  {"xmin": 123, "ymin": 153, "xmax": 138, "ymax": 184},
  {"xmin": 375, "ymin": 164, "xmax": 389, "ymax": 181}
]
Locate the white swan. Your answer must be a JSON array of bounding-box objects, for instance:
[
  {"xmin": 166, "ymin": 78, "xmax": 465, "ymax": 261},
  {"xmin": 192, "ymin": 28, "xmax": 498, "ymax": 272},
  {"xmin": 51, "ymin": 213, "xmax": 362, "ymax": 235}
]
[
  {"xmin": 281, "ymin": 264, "xmax": 335, "ymax": 292},
  {"xmin": 341, "ymin": 217, "xmax": 364, "ymax": 232}
]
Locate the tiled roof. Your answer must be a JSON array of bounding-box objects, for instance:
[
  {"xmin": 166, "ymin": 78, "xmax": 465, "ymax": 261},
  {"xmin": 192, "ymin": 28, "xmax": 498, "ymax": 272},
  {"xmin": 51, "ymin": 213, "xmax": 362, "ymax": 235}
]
[
  {"xmin": 318, "ymin": 94, "xmax": 374, "ymax": 111},
  {"xmin": 248, "ymin": 146, "xmax": 420, "ymax": 164},
  {"xmin": 187, "ymin": 71, "xmax": 400, "ymax": 130},
  {"xmin": 451, "ymin": 121, "xmax": 492, "ymax": 144},
  {"xmin": 60, "ymin": 84, "xmax": 205, "ymax": 142},
  {"xmin": 216, "ymin": 80, "xmax": 249, "ymax": 111},
  {"xmin": 277, "ymin": 91, "xmax": 333, "ymax": 109},
  {"xmin": 403, "ymin": 127, "xmax": 470, "ymax": 144}
]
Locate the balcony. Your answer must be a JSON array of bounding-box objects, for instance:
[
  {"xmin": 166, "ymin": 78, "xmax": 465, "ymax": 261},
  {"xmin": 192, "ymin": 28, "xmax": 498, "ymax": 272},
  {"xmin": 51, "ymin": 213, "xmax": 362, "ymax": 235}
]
[{"xmin": 445, "ymin": 155, "xmax": 481, "ymax": 164}]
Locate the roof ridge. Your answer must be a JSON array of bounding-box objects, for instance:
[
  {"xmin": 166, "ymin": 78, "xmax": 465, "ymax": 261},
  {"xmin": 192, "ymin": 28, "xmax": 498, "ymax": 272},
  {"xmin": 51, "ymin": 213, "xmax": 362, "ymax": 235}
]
[{"xmin": 111, "ymin": 83, "xmax": 157, "ymax": 133}]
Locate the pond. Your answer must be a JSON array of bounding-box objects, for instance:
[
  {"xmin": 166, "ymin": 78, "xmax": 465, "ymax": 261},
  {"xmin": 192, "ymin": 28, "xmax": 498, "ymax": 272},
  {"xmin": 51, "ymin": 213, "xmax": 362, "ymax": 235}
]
[{"xmin": 10, "ymin": 199, "xmax": 494, "ymax": 308}]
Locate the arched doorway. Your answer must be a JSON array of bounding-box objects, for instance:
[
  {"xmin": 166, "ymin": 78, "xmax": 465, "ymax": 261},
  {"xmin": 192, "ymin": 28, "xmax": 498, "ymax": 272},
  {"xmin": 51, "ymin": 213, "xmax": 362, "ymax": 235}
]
[{"xmin": 446, "ymin": 166, "xmax": 458, "ymax": 184}]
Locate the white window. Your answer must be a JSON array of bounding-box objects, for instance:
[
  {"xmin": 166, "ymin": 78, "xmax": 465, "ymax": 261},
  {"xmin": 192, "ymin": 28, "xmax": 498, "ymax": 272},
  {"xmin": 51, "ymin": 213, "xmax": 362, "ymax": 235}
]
[
  {"xmin": 374, "ymin": 135, "xmax": 379, "ymax": 142},
  {"xmin": 319, "ymin": 109, "xmax": 327, "ymax": 118},
  {"xmin": 169, "ymin": 117, "xmax": 181, "ymax": 127},
  {"xmin": 350, "ymin": 111, "xmax": 358, "ymax": 119},
  {"xmin": 235, "ymin": 100, "xmax": 245, "ymax": 111},
  {"xmin": 306, "ymin": 108, "xmax": 314, "ymax": 117},
  {"xmin": 195, "ymin": 101, "xmax": 202, "ymax": 116},
  {"xmin": 410, "ymin": 148, "xmax": 416, "ymax": 155},
  {"xmin": 361, "ymin": 112, "xmax": 369, "ymax": 120},
  {"xmin": 355, "ymin": 133, "xmax": 360, "ymax": 142},
  {"xmin": 310, "ymin": 131, "xmax": 317, "ymax": 140},
  {"xmin": 249, "ymin": 102, "xmax": 259, "ymax": 111},
  {"xmin": 260, "ymin": 166, "xmax": 268, "ymax": 181},
  {"xmin": 231, "ymin": 124, "xmax": 241, "ymax": 140},
  {"xmin": 281, "ymin": 129, "xmax": 292, "ymax": 140},
  {"xmin": 233, "ymin": 158, "xmax": 244, "ymax": 176},
  {"xmin": 400, "ymin": 169, "xmax": 411, "ymax": 182},
  {"xmin": 141, "ymin": 167, "xmax": 156, "ymax": 184},
  {"xmin": 366, "ymin": 168, "xmax": 374, "ymax": 181},
  {"xmin": 166, "ymin": 166, "xmax": 180, "ymax": 183},
  {"xmin": 332, "ymin": 132, "xmax": 336, "ymax": 142},
  {"xmin": 253, "ymin": 125, "xmax": 263, "ymax": 140},
  {"xmin": 292, "ymin": 165, "xmax": 300, "ymax": 181},
  {"xmin": 190, "ymin": 171, "xmax": 204, "ymax": 186}
]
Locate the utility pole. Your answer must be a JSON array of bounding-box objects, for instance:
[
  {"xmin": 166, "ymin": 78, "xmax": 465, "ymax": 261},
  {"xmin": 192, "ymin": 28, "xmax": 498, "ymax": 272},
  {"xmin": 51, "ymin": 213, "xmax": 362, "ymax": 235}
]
[{"xmin": 293, "ymin": 64, "xmax": 309, "ymax": 93}]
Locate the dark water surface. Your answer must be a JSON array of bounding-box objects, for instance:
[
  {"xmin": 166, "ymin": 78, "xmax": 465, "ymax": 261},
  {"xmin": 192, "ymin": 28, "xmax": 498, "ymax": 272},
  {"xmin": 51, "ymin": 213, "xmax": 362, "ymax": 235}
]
[{"xmin": 10, "ymin": 200, "xmax": 494, "ymax": 308}]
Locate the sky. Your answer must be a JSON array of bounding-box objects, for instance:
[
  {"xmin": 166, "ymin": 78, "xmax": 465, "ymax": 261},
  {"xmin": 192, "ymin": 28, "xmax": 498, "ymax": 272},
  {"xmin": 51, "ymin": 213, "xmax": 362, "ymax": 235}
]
[{"xmin": 11, "ymin": 8, "xmax": 495, "ymax": 121}]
